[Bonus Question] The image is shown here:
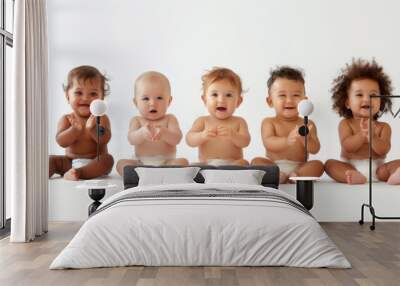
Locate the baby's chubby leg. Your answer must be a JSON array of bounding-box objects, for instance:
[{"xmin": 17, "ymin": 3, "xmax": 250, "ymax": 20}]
[
  {"xmin": 325, "ymin": 159, "xmax": 365, "ymax": 184},
  {"xmin": 250, "ymin": 157, "xmax": 274, "ymax": 166},
  {"xmin": 49, "ymin": 155, "xmax": 72, "ymax": 178},
  {"xmin": 165, "ymin": 158, "xmax": 189, "ymax": 166},
  {"xmin": 295, "ymin": 160, "xmax": 324, "ymax": 178},
  {"xmin": 251, "ymin": 157, "xmax": 285, "ymax": 182},
  {"xmin": 376, "ymin": 159, "xmax": 400, "ymax": 185},
  {"xmin": 74, "ymin": 153, "xmax": 114, "ymax": 180},
  {"xmin": 116, "ymin": 159, "xmax": 141, "ymax": 176},
  {"xmin": 232, "ymin": 159, "xmax": 249, "ymax": 166}
]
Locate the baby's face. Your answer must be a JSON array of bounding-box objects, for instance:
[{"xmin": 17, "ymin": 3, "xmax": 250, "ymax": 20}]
[
  {"xmin": 268, "ymin": 78, "xmax": 306, "ymax": 119},
  {"xmin": 66, "ymin": 78, "xmax": 103, "ymax": 118},
  {"xmin": 134, "ymin": 79, "xmax": 171, "ymax": 120},
  {"xmin": 202, "ymin": 79, "xmax": 242, "ymax": 120},
  {"xmin": 346, "ymin": 79, "xmax": 381, "ymax": 119}
]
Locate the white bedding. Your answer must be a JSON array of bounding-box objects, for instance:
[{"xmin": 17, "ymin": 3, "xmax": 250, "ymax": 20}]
[{"xmin": 50, "ymin": 183, "xmax": 351, "ymax": 269}]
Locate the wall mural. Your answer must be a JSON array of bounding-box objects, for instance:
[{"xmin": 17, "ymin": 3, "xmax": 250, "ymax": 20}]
[{"xmin": 48, "ymin": 59, "xmax": 400, "ymax": 185}]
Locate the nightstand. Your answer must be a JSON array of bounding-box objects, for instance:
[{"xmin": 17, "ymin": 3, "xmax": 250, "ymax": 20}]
[{"xmin": 77, "ymin": 180, "xmax": 118, "ymax": 216}]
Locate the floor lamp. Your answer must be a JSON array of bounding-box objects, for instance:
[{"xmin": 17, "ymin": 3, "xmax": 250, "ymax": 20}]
[{"xmin": 359, "ymin": 95, "xmax": 400, "ymax": 230}]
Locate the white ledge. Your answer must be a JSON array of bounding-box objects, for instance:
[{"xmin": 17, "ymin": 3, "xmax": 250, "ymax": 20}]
[{"xmin": 280, "ymin": 178, "xmax": 400, "ymax": 222}]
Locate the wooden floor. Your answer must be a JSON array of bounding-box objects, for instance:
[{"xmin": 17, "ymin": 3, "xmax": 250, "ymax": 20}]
[{"xmin": 0, "ymin": 222, "xmax": 399, "ymax": 286}]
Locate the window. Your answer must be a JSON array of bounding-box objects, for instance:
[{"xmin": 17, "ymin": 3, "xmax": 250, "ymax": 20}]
[{"xmin": 0, "ymin": 0, "xmax": 14, "ymax": 235}]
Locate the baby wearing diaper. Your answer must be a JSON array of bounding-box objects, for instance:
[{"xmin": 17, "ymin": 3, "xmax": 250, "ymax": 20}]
[
  {"xmin": 115, "ymin": 71, "xmax": 188, "ymax": 176},
  {"xmin": 251, "ymin": 66, "xmax": 324, "ymax": 183},
  {"xmin": 325, "ymin": 59, "xmax": 400, "ymax": 184},
  {"xmin": 49, "ymin": 65, "xmax": 114, "ymax": 180},
  {"xmin": 186, "ymin": 67, "xmax": 251, "ymax": 166},
  {"xmin": 342, "ymin": 158, "xmax": 384, "ymax": 182}
]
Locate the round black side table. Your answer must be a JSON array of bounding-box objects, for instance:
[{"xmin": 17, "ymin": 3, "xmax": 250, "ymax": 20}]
[{"xmin": 77, "ymin": 180, "xmax": 117, "ymax": 216}]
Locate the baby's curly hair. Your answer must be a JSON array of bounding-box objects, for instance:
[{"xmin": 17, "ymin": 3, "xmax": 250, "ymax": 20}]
[
  {"xmin": 331, "ymin": 59, "xmax": 392, "ymax": 120},
  {"xmin": 63, "ymin": 65, "xmax": 110, "ymax": 97},
  {"xmin": 201, "ymin": 67, "xmax": 242, "ymax": 97}
]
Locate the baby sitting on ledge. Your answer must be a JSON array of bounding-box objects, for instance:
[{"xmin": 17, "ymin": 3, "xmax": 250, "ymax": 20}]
[
  {"xmin": 116, "ymin": 71, "xmax": 188, "ymax": 176},
  {"xmin": 49, "ymin": 65, "xmax": 114, "ymax": 180},
  {"xmin": 251, "ymin": 66, "xmax": 324, "ymax": 183},
  {"xmin": 325, "ymin": 59, "xmax": 400, "ymax": 184},
  {"xmin": 186, "ymin": 67, "xmax": 251, "ymax": 166}
]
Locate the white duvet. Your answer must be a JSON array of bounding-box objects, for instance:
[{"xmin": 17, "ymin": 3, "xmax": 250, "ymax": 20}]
[{"xmin": 50, "ymin": 183, "xmax": 351, "ymax": 269}]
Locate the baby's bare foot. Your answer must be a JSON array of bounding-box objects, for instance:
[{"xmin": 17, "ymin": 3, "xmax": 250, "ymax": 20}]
[
  {"xmin": 345, "ymin": 170, "xmax": 366, "ymax": 184},
  {"xmin": 64, "ymin": 168, "xmax": 79, "ymax": 181},
  {"xmin": 387, "ymin": 167, "xmax": 400, "ymax": 185},
  {"xmin": 279, "ymin": 172, "xmax": 289, "ymax": 184}
]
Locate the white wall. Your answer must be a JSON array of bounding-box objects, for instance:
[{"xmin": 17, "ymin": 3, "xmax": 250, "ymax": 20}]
[{"xmin": 47, "ymin": 0, "xmax": 400, "ymax": 166}]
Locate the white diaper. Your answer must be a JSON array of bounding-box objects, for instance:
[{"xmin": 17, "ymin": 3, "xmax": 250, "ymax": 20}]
[
  {"xmin": 134, "ymin": 154, "xmax": 175, "ymax": 166},
  {"xmin": 274, "ymin": 160, "xmax": 302, "ymax": 175},
  {"xmin": 206, "ymin": 159, "xmax": 233, "ymax": 166},
  {"xmin": 72, "ymin": 158, "xmax": 92, "ymax": 169},
  {"xmin": 344, "ymin": 158, "xmax": 384, "ymax": 182}
]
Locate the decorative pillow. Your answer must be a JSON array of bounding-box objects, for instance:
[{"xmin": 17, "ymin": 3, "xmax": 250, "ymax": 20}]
[
  {"xmin": 200, "ymin": 169, "xmax": 266, "ymax": 185},
  {"xmin": 135, "ymin": 167, "xmax": 201, "ymax": 186}
]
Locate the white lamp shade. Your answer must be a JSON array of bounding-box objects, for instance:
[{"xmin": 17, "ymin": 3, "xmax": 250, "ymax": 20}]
[
  {"xmin": 90, "ymin": 99, "xmax": 107, "ymax": 116},
  {"xmin": 298, "ymin": 99, "xmax": 314, "ymax": 117}
]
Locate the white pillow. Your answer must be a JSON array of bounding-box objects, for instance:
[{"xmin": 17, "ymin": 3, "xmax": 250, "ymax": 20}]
[
  {"xmin": 135, "ymin": 167, "xmax": 201, "ymax": 186},
  {"xmin": 200, "ymin": 169, "xmax": 266, "ymax": 185}
]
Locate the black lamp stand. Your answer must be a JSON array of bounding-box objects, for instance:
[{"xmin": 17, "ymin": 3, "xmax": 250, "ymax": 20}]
[
  {"xmin": 88, "ymin": 116, "xmax": 106, "ymax": 216},
  {"xmin": 298, "ymin": 116, "xmax": 309, "ymax": 161},
  {"xmin": 95, "ymin": 116, "xmax": 105, "ymax": 161},
  {"xmin": 294, "ymin": 116, "xmax": 314, "ymax": 210}
]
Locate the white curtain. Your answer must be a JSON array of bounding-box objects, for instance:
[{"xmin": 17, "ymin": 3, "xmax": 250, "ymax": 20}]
[{"xmin": 10, "ymin": 0, "xmax": 48, "ymax": 242}]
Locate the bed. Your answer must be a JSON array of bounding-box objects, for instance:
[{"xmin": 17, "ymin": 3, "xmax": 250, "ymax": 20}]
[{"xmin": 50, "ymin": 165, "xmax": 350, "ymax": 269}]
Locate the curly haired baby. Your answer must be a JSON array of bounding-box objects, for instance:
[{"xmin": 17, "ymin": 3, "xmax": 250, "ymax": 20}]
[{"xmin": 325, "ymin": 59, "xmax": 400, "ymax": 184}]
